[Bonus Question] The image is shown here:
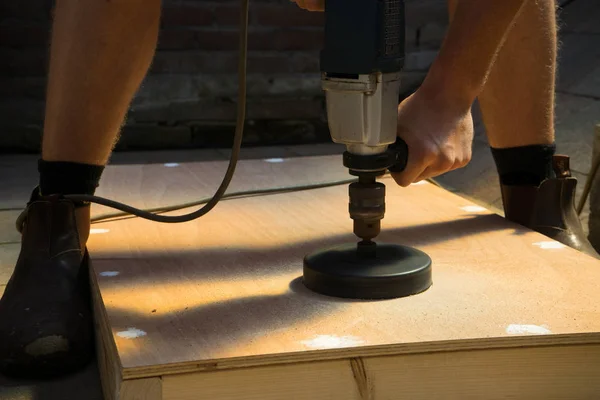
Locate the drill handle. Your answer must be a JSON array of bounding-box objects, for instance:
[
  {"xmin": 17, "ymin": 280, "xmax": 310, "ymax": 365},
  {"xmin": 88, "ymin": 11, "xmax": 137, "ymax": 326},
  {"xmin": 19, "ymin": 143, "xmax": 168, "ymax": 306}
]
[{"xmin": 387, "ymin": 137, "xmax": 409, "ymax": 173}]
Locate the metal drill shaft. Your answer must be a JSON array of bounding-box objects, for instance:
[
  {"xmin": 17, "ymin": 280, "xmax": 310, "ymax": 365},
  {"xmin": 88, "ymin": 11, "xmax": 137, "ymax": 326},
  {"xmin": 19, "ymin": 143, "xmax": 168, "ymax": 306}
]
[{"xmin": 349, "ymin": 175, "xmax": 386, "ymax": 242}]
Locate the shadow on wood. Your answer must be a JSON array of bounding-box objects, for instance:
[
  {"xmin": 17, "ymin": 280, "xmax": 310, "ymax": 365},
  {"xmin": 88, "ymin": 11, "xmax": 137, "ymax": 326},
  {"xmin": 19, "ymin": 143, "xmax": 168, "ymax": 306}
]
[{"xmin": 92, "ymin": 214, "xmax": 512, "ymax": 286}]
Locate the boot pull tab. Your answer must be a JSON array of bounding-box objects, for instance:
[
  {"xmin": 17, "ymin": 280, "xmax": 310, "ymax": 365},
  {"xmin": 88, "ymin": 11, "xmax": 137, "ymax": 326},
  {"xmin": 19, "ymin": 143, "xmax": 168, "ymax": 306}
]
[{"xmin": 553, "ymin": 155, "xmax": 571, "ymax": 178}]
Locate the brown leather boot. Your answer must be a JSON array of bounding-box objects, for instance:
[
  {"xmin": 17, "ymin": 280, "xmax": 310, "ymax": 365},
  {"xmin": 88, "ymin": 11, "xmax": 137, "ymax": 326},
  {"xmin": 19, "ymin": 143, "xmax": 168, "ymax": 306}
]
[
  {"xmin": 0, "ymin": 189, "xmax": 94, "ymax": 378},
  {"xmin": 500, "ymin": 155, "xmax": 600, "ymax": 259}
]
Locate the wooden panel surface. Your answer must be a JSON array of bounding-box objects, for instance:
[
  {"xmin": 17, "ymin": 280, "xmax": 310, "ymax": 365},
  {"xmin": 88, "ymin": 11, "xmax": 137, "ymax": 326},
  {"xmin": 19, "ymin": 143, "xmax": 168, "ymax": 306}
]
[
  {"xmin": 92, "ymin": 264, "xmax": 123, "ymax": 400},
  {"xmin": 92, "ymin": 152, "xmax": 351, "ymax": 218},
  {"xmin": 163, "ymin": 345, "xmax": 600, "ymax": 400},
  {"xmin": 119, "ymin": 378, "xmax": 162, "ymax": 400},
  {"xmin": 88, "ymin": 155, "xmax": 600, "ymax": 380}
]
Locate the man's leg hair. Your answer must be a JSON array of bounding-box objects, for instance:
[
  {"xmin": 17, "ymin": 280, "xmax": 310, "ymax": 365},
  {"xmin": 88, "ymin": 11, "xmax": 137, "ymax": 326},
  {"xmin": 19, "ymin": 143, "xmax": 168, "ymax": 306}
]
[
  {"xmin": 0, "ymin": 0, "xmax": 163, "ymax": 378},
  {"xmin": 446, "ymin": 0, "xmax": 598, "ymax": 257}
]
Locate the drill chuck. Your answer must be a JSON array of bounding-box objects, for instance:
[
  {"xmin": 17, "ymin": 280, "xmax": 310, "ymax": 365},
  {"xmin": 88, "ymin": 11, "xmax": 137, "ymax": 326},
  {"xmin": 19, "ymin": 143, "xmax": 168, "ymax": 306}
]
[
  {"xmin": 349, "ymin": 179, "xmax": 385, "ymax": 241},
  {"xmin": 344, "ymin": 138, "xmax": 408, "ymax": 244}
]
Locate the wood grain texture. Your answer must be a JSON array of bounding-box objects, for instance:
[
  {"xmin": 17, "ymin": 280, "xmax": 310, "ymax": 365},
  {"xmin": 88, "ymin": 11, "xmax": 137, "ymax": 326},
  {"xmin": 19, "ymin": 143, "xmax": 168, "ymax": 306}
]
[
  {"xmin": 164, "ymin": 359, "xmax": 361, "ymax": 400},
  {"xmin": 95, "ymin": 267, "xmax": 163, "ymax": 400},
  {"xmin": 89, "ymin": 155, "xmax": 600, "ymax": 385},
  {"xmin": 91, "ymin": 153, "xmax": 351, "ymax": 218},
  {"xmin": 163, "ymin": 344, "xmax": 600, "ymax": 400},
  {"xmin": 0, "ymin": 149, "xmax": 346, "ymax": 212},
  {"xmin": 120, "ymin": 378, "xmax": 162, "ymax": 400},
  {"xmin": 92, "ymin": 266, "xmax": 123, "ymax": 400}
]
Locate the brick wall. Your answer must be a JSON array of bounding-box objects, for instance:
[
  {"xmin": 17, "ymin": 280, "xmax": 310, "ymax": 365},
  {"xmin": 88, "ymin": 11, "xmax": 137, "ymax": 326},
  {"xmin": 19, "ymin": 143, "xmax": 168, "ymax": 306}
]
[{"xmin": 0, "ymin": 0, "xmax": 447, "ymax": 152}]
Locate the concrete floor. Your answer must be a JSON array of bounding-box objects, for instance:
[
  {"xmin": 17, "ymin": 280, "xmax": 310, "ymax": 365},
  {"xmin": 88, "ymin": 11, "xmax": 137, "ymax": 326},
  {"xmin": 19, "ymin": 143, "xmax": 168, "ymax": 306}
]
[{"xmin": 1, "ymin": 0, "xmax": 600, "ymax": 397}]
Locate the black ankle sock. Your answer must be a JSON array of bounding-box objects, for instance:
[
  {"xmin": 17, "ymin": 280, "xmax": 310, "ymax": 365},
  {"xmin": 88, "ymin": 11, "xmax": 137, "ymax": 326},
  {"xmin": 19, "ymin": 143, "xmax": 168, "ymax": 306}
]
[
  {"xmin": 491, "ymin": 144, "xmax": 556, "ymax": 186},
  {"xmin": 38, "ymin": 160, "xmax": 105, "ymax": 201}
]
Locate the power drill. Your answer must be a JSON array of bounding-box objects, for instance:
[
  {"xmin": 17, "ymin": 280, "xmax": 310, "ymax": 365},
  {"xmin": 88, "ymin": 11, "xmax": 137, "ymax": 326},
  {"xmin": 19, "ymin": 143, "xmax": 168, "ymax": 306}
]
[
  {"xmin": 321, "ymin": 0, "xmax": 408, "ymax": 248},
  {"xmin": 302, "ymin": 0, "xmax": 432, "ymax": 300}
]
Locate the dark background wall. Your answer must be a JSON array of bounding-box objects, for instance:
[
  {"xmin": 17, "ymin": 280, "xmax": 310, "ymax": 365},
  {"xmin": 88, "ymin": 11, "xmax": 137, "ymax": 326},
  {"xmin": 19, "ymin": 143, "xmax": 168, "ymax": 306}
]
[{"xmin": 0, "ymin": 0, "xmax": 448, "ymax": 152}]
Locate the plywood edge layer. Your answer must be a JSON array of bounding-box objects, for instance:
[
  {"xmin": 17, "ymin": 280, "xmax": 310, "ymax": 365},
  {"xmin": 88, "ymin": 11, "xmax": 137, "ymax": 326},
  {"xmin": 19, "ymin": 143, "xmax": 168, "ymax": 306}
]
[
  {"xmin": 162, "ymin": 343, "xmax": 600, "ymax": 400},
  {"xmin": 92, "ymin": 268, "xmax": 125, "ymax": 400},
  {"xmin": 120, "ymin": 377, "xmax": 162, "ymax": 400},
  {"xmin": 121, "ymin": 332, "xmax": 600, "ymax": 380}
]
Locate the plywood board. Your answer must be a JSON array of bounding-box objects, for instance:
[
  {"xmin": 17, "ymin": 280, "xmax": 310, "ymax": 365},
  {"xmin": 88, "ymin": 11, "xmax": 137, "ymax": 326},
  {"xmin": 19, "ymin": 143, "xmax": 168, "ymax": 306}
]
[
  {"xmin": 163, "ymin": 345, "xmax": 600, "ymax": 400},
  {"xmin": 89, "ymin": 155, "xmax": 600, "ymax": 399},
  {"xmin": 91, "ymin": 153, "xmax": 352, "ymax": 219}
]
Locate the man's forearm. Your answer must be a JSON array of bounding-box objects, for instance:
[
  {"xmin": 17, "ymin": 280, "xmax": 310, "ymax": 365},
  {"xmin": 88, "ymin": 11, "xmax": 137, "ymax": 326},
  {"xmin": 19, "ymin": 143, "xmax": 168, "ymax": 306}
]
[{"xmin": 420, "ymin": 0, "xmax": 529, "ymax": 111}]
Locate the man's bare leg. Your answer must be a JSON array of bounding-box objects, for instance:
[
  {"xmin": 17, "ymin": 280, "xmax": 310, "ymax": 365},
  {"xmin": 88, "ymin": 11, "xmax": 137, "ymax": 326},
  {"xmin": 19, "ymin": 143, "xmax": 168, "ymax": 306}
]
[
  {"xmin": 447, "ymin": 0, "xmax": 554, "ymax": 147},
  {"xmin": 447, "ymin": 0, "xmax": 597, "ymax": 256},
  {"xmin": 478, "ymin": 0, "xmax": 555, "ymax": 148},
  {"xmin": 0, "ymin": 0, "xmax": 162, "ymax": 378},
  {"xmin": 43, "ymin": 0, "xmax": 161, "ymax": 165}
]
